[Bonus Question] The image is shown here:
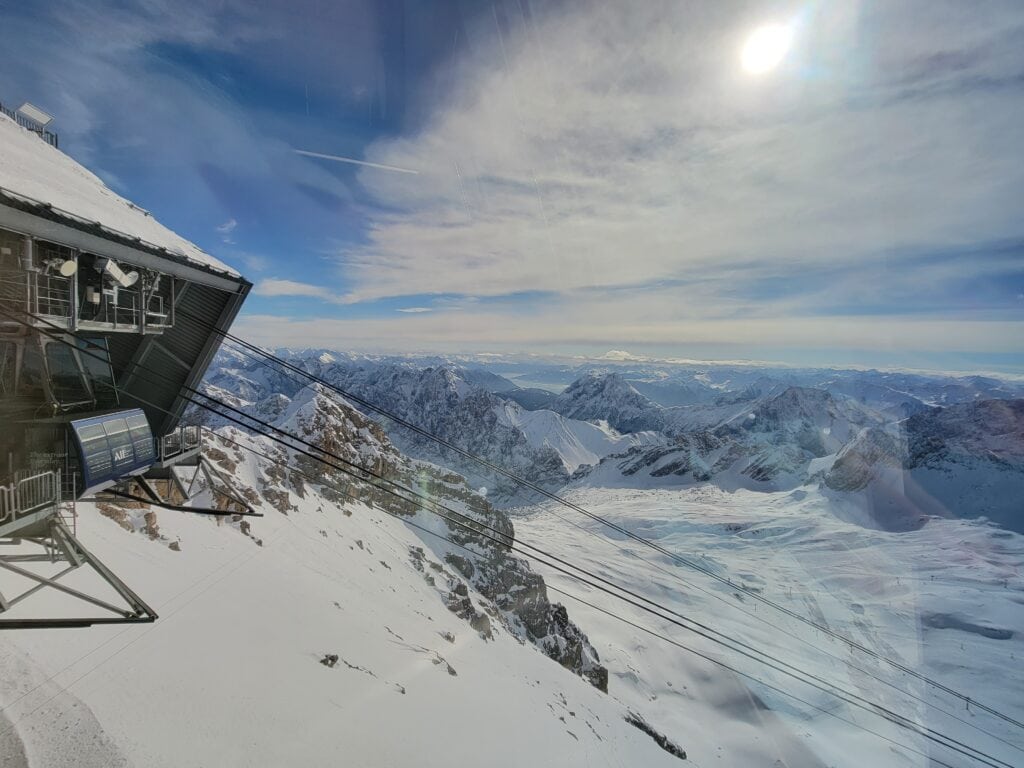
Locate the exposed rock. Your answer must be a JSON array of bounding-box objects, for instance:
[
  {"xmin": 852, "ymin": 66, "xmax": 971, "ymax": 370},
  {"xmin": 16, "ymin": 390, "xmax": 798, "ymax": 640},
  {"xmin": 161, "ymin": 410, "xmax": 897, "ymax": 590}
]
[
  {"xmin": 196, "ymin": 368, "xmax": 610, "ymax": 691},
  {"xmin": 143, "ymin": 511, "xmax": 160, "ymax": 540},
  {"xmin": 97, "ymin": 503, "xmax": 133, "ymax": 533},
  {"xmin": 624, "ymin": 712, "xmax": 686, "ymax": 760}
]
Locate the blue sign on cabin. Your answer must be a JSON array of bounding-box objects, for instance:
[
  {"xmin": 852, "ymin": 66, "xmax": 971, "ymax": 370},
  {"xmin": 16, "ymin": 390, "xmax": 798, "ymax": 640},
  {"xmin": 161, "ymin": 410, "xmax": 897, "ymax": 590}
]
[{"xmin": 70, "ymin": 409, "xmax": 155, "ymax": 495}]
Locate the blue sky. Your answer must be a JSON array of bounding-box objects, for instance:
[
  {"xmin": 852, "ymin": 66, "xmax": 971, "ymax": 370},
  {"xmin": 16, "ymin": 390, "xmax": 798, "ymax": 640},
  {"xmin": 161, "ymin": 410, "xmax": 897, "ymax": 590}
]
[{"xmin": 4, "ymin": 0, "xmax": 1023, "ymax": 371}]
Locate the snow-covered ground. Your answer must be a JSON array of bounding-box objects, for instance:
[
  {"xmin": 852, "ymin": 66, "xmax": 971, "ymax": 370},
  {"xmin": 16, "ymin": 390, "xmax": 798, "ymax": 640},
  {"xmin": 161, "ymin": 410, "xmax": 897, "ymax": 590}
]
[
  {"xmin": 515, "ymin": 484, "xmax": 1024, "ymax": 768},
  {"xmin": 2, "ymin": 357, "xmax": 1022, "ymax": 767},
  {"xmin": 2, "ymin": 480, "xmax": 1020, "ymax": 767},
  {"xmin": 0, "ymin": 495, "xmax": 685, "ymax": 768}
]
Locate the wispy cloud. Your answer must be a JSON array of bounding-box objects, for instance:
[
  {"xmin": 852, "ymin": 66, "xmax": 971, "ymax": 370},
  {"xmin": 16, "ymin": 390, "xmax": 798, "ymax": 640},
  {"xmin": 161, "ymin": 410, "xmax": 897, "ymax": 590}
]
[
  {"xmin": 10, "ymin": 0, "xmax": 1023, "ymax": 367},
  {"xmin": 216, "ymin": 217, "xmax": 238, "ymax": 244},
  {"xmin": 234, "ymin": 252, "xmax": 271, "ymax": 273},
  {"xmin": 332, "ymin": 0, "xmax": 1024, "ymax": 321},
  {"xmin": 3, "ymin": 0, "xmax": 379, "ymax": 255},
  {"xmin": 253, "ymin": 278, "xmax": 342, "ymax": 302}
]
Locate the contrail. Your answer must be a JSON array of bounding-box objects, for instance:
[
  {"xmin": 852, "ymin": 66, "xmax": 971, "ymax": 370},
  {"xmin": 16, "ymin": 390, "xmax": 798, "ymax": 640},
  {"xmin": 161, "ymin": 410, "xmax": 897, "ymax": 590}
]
[{"xmin": 293, "ymin": 148, "xmax": 419, "ymax": 175}]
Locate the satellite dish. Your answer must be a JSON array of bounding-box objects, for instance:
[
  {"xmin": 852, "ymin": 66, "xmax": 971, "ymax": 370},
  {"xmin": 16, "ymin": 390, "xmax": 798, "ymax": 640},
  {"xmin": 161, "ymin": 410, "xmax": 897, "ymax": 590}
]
[
  {"xmin": 122, "ymin": 271, "xmax": 140, "ymax": 288},
  {"xmin": 58, "ymin": 260, "xmax": 78, "ymax": 277}
]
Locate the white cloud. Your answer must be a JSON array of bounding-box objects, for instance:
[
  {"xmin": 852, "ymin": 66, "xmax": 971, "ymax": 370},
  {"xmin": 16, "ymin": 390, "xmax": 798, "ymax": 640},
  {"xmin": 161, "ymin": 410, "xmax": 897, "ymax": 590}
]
[
  {"xmin": 332, "ymin": 0, "xmax": 1024, "ymax": 311},
  {"xmin": 253, "ymin": 278, "xmax": 340, "ymax": 302},
  {"xmin": 4, "ymin": 0, "xmax": 367, "ymax": 243},
  {"xmin": 216, "ymin": 217, "xmax": 238, "ymax": 244},
  {"xmin": 396, "ymin": 307, "xmax": 433, "ymax": 313},
  {"xmin": 237, "ymin": 252, "xmax": 271, "ymax": 272}
]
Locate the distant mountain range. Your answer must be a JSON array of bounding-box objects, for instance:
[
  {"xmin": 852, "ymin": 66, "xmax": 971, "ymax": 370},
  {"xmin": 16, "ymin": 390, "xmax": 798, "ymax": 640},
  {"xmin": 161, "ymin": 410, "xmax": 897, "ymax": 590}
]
[{"xmin": 200, "ymin": 349, "xmax": 1024, "ymax": 533}]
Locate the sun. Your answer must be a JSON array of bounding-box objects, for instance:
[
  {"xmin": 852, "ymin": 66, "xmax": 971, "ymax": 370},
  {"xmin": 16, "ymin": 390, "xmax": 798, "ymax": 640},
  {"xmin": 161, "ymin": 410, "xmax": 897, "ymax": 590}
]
[{"xmin": 741, "ymin": 23, "xmax": 793, "ymax": 75}]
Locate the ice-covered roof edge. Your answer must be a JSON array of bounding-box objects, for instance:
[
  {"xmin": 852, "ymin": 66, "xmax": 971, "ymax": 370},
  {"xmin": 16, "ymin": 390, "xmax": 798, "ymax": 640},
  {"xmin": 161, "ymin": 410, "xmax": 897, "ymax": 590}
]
[
  {"xmin": 0, "ymin": 112, "xmax": 245, "ymax": 284},
  {"xmin": 0, "ymin": 187, "xmax": 250, "ymax": 293}
]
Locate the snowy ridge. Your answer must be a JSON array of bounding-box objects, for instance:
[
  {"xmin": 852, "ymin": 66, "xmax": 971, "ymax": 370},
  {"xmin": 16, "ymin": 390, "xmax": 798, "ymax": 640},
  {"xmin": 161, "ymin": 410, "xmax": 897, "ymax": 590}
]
[
  {"xmin": 494, "ymin": 401, "xmax": 664, "ymax": 473},
  {"xmin": 825, "ymin": 398, "xmax": 1024, "ymax": 531},
  {"xmin": 574, "ymin": 387, "xmax": 1024, "ymax": 534},
  {"xmin": 209, "ymin": 381, "xmax": 609, "ymax": 690},
  {"xmin": 204, "ymin": 350, "xmax": 661, "ymax": 502}
]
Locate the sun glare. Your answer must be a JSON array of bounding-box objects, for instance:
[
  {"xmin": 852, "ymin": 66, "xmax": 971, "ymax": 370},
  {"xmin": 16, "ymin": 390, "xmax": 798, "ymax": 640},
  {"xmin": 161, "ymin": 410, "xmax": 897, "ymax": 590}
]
[{"xmin": 741, "ymin": 23, "xmax": 793, "ymax": 75}]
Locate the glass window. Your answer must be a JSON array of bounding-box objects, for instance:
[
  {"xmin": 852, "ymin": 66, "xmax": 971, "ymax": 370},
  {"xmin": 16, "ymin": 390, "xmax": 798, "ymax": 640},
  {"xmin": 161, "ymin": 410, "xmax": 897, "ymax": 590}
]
[
  {"xmin": 77, "ymin": 337, "xmax": 119, "ymax": 408},
  {"xmin": 0, "ymin": 341, "xmax": 14, "ymax": 396},
  {"xmin": 18, "ymin": 339, "xmax": 46, "ymax": 401},
  {"xmin": 44, "ymin": 342, "xmax": 92, "ymax": 406}
]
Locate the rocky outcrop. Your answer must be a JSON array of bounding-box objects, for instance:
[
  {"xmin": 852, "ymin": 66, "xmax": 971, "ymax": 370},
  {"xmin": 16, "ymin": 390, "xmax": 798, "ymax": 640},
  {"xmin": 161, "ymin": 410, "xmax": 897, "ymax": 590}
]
[
  {"xmin": 202, "ymin": 352, "xmax": 571, "ymax": 506},
  {"xmin": 824, "ymin": 428, "xmax": 903, "ymax": 491},
  {"xmin": 552, "ymin": 373, "xmax": 667, "ymax": 433},
  {"xmin": 203, "ymin": 383, "xmax": 608, "ymax": 691}
]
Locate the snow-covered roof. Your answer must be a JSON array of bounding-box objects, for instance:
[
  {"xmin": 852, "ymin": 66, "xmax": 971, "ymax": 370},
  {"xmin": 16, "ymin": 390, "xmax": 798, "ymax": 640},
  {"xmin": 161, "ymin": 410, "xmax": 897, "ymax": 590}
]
[{"xmin": 0, "ymin": 113, "xmax": 240, "ymax": 278}]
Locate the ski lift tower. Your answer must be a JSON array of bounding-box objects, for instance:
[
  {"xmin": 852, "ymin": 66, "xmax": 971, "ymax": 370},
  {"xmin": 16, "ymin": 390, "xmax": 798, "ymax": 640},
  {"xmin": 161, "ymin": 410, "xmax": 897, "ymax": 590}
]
[{"xmin": 0, "ymin": 106, "xmax": 251, "ymax": 627}]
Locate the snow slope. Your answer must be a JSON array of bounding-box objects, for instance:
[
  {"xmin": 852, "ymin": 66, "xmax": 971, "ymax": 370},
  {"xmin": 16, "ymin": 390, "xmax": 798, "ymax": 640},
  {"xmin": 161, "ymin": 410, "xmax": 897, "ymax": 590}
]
[
  {"xmin": 0, "ymin": 389, "xmax": 699, "ymax": 767},
  {"xmin": 516, "ymin": 484, "xmax": 1024, "ymax": 768},
  {"xmin": 1, "ymin": 361, "xmax": 1021, "ymax": 767},
  {"xmin": 0, "ymin": 498, "xmax": 679, "ymax": 768},
  {"xmin": 495, "ymin": 401, "xmax": 664, "ymax": 473}
]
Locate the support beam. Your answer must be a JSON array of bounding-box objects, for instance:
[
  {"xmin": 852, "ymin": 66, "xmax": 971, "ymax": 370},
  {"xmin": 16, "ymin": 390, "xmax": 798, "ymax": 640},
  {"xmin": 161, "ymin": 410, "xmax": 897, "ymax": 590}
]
[
  {"xmin": 0, "ymin": 517, "xmax": 158, "ymax": 627},
  {"xmin": 119, "ymin": 282, "xmax": 189, "ymax": 392},
  {"xmin": 152, "ymin": 339, "xmax": 192, "ymax": 371},
  {"xmin": 159, "ymin": 282, "xmax": 249, "ymax": 436},
  {"xmin": 5, "ymin": 564, "xmax": 77, "ymax": 608},
  {"xmin": 51, "ymin": 521, "xmax": 83, "ymax": 567},
  {"xmin": 0, "ymin": 558, "xmax": 134, "ymax": 617}
]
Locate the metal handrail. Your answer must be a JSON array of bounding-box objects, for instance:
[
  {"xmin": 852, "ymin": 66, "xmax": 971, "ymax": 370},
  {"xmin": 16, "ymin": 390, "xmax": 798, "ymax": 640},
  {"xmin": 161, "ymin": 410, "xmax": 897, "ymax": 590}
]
[
  {"xmin": 0, "ymin": 470, "xmax": 60, "ymax": 526},
  {"xmin": 0, "ymin": 269, "xmax": 172, "ymax": 332},
  {"xmin": 158, "ymin": 424, "xmax": 203, "ymax": 462}
]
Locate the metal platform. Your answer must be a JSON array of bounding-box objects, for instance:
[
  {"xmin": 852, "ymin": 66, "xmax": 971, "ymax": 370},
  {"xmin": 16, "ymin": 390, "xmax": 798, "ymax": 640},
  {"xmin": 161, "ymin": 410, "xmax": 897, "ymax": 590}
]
[{"xmin": 0, "ymin": 471, "xmax": 157, "ymax": 628}]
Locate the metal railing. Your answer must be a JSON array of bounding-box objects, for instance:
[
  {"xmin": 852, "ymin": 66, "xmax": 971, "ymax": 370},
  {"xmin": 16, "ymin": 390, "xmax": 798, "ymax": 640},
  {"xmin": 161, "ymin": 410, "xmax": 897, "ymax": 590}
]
[
  {"xmin": 0, "ymin": 269, "xmax": 71, "ymax": 323},
  {"xmin": 0, "ymin": 269, "xmax": 72, "ymax": 327},
  {"xmin": 77, "ymin": 284, "xmax": 170, "ymax": 332},
  {"xmin": 0, "ymin": 102, "xmax": 59, "ymax": 148},
  {"xmin": 159, "ymin": 425, "xmax": 202, "ymax": 463},
  {"xmin": 0, "ymin": 269, "xmax": 171, "ymax": 332},
  {"xmin": 0, "ymin": 470, "xmax": 60, "ymax": 528}
]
